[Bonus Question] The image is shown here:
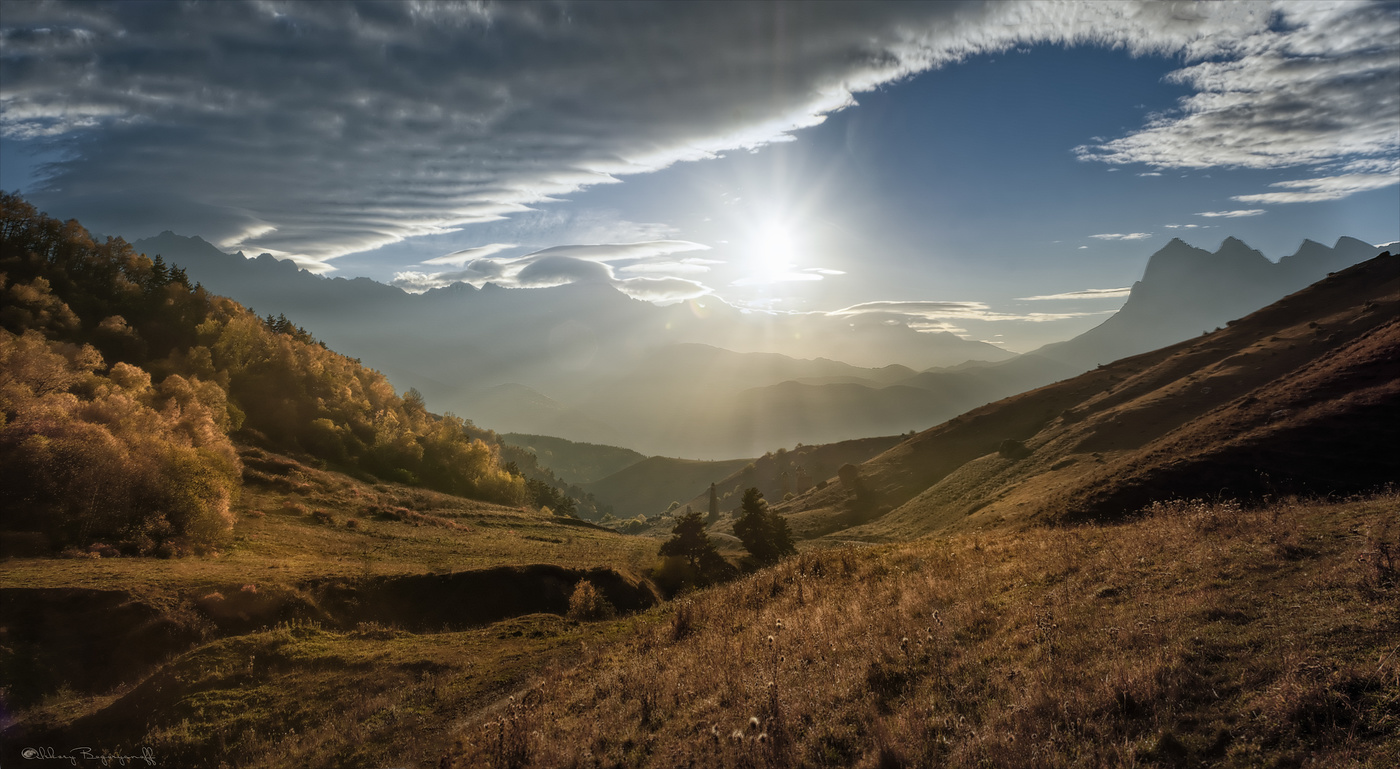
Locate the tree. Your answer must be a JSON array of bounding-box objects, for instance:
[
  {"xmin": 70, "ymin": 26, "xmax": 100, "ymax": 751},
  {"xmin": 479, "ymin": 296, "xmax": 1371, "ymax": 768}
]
[
  {"xmin": 733, "ymin": 487, "xmax": 796, "ymax": 566},
  {"xmin": 659, "ymin": 510, "xmax": 718, "ymax": 571},
  {"xmin": 656, "ymin": 509, "xmax": 734, "ymax": 594},
  {"xmin": 707, "ymin": 482, "xmax": 719, "ymax": 522}
]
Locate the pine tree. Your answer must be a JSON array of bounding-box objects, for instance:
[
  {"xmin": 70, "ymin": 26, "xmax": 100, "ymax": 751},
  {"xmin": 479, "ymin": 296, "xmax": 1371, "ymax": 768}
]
[
  {"xmin": 659, "ymin": 510, "xmax": 719, "ymax": 571},
  {"xmin": 733, "ymin": 487, "xmax": 796, "ymax": 566}
]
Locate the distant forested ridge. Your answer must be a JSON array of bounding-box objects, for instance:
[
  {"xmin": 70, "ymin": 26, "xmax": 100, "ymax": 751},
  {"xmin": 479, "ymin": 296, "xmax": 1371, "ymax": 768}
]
[{"xmin": 0, "ymin": 193, "xmax": 525, "ymax": 555}]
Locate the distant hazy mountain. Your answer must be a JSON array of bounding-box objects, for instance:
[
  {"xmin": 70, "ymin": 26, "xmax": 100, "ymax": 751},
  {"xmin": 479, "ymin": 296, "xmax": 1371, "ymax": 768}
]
[
  {"xmin": 133, "ymin": 232, "xmax": 1390, "ymax": 458},
  {"xmin": 133, "ymin": 232, "xmax": 1009, "ymax": 454}
]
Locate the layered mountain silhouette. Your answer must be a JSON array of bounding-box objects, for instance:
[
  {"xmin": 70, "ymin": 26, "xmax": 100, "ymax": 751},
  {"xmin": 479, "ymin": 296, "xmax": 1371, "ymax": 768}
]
[
  {"xmin": 1031, "ymin": 235, "xmax": 1387, "ymax": 371},
  {"xmin": 135, "ymin": 232, "xmax": 1391, "ymax": 457},
  {"xmin": 771, "ymin": 250, "xmax": 1399, "ymax": 542}
]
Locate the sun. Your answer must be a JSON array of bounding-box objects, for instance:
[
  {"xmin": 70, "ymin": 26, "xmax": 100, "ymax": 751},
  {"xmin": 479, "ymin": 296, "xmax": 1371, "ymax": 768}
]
[{"xmin": 752, "ymin": 222, "xmax": 796, "ymax": 274}]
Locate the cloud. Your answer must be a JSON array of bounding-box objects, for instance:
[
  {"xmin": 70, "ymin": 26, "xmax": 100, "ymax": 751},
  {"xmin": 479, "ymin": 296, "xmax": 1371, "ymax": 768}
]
[
  {"xmin": 3, "ymin": 1, "xmax": 1392, "ymax": 271},
  {"xmin": 420, "ymin": 243, "xmax": 518, "ymax": 267},
  {"xmin": 1136, "ymin": 172, "xmax": 1162, "ymax": 177},
  {"xmin": 1075, "ymin": 1, "xmax": 1400, "ymax": 172},
  {"xmin": 1231, "ymin": 170, "xmax": 1400, "ymax": 204},
  {"xmin": 828, "ymin": 300, "xmax": 1111, "ymax": 324},
  {"xmin": 1196, "ymin": 209, "xmax": 1266, "ymax": 218},
  {"xmin": 515, "ymin": 255, "xmax": 614, "ymax": 287},
  {"xmin": 521, "ymin": 241, "xmax": 710, "ymax": 264},
  {"xmin": 390, "ymin": 238, "xmax": 716, "ymax": 297},
  {"xmin": 615, "ymin": 277, "xmax": 712, "ymax": 303},
  {"xmin": 1090, "ymin": 232, "xmax": 1153, "ymax": 240},
  {"xmin": 1163, "ymin": 223, "xmax": 1204, "ymax": 229},
  {"xmin": 1017, "ymin": 287, "xmax": 1132, "ymax": 301}
]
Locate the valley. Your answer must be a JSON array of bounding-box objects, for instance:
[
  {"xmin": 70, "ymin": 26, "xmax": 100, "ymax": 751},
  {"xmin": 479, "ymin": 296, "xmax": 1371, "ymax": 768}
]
[{"xmin": 2, "ymin": 194, "xmax": 1397, "ymax": 767}]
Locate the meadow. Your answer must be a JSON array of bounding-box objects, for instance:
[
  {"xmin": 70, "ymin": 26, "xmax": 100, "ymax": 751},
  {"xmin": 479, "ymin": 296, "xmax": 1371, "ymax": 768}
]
[{"xmin": 443, "ymin": 493, "xmax": 1399, "ymax": 768}]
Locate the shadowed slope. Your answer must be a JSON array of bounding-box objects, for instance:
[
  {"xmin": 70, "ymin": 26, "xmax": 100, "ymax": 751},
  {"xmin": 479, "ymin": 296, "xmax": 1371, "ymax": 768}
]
[{"xmin": 778, "ymin": 252, "xmax": 1400, "ymax": 542}]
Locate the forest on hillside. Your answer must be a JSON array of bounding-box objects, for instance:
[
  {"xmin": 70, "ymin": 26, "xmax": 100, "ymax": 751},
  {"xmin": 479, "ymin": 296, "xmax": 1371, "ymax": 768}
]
[{"xmin": 0, "ymin": 194, "xmax": 529, "ymax": 555}]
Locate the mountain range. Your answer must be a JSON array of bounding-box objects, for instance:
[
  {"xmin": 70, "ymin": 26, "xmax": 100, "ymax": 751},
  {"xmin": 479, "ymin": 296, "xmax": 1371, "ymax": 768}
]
[
  {"xmin": 135, "ymin": 232, "xmax": 1392, "ymax": 458},
  {"xmin": 761, "ymin": 249, "xmax": 1399, "ymax": 542}
]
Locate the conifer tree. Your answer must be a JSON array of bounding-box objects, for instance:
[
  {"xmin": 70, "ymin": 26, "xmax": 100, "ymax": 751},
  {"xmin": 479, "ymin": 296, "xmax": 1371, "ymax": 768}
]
[
  {"xmin": 733, "ymin": 487, "xmax": 796, "ymax": 566},
  {"xmin": 659, "ymin": 510, "xmax": 718, "ymax": 571}
]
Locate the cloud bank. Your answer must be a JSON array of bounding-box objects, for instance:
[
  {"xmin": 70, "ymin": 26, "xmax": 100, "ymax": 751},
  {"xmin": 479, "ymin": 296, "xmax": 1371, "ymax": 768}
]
[{"xmin": 3, "ymin": 0, "xmax": 1395, "ymax": 271}]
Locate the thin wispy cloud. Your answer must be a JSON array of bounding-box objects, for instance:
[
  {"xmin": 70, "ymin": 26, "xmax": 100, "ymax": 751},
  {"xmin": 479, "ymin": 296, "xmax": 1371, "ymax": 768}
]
[
  {"xmin": 1090, "ymin": 233, "xmax": 1153, "ymax": 241},
  {"xmin": 1197, "ymin": 209, "xmax": 1266, "ymax": 218},
  {"xmin": 1018, "ymin": 287, "xmax": 1132, "ymax": 301},
  {"xmin": 1232, "ymin": 171, "xmax": 1400, "ymax": 204},
  {"xmin": 828, "ymin": 300, "xmax": 1112, "ymax": 325},
  {"xmin": 521, "ymin": 241, "xmax": 711, "ymax": 264}
]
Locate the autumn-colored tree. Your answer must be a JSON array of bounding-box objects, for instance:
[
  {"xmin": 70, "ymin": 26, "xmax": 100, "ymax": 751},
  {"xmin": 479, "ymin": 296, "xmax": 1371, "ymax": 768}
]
[{"xmin": 0, "ymin": 192, "xmax": 528, "ymax": 556}]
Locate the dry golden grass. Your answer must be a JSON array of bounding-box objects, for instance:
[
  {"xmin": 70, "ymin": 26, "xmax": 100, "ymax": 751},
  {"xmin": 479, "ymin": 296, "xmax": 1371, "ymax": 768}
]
[
  {"xmin": 16, "ymin": 613, "xmax": 641, "ymax": 768},
  {"xmin": 0, "ymin": 448, "xmax": 658, "ymax": 605},
  {"xmin": 443, "ymin": 493, "xmax": 1399, "ymax": 768},
  {"xmin": 0, "ymin": 446, "xmax": 662, "ymax": 767}
]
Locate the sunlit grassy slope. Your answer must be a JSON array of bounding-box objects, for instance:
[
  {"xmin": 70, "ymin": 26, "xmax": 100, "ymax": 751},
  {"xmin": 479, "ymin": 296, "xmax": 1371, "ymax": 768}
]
[
  {"xmin": 2, "ymin": 446, "xmax": 657, "ymax": 600},
  {"xmin": 442, "ymin": 494, "xmax": 1399, "ymax": 768},
  {"xmin": 0, "ymin": 445, "xmax": 662, "ymax": 767}
]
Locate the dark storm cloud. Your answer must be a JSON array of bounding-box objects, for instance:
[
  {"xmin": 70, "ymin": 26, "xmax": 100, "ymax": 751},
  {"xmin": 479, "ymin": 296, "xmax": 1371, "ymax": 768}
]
[{"xmin": 2, "ymin": 1, "xmax": 1393, "ymax": 271}]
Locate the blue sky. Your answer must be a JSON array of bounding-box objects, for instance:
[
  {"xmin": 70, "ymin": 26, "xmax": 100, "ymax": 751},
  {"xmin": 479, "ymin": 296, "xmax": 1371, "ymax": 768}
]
[{"xmin": 3, "ymin": 1, "xmax": 1397, "ymax": 351}]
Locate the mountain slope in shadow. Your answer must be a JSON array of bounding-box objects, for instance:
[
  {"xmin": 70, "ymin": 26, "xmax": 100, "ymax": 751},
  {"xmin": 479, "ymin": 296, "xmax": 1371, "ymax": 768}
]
[{"xmin": 777, "ymin": 250, "xmax": 1400, "ymax": 542}]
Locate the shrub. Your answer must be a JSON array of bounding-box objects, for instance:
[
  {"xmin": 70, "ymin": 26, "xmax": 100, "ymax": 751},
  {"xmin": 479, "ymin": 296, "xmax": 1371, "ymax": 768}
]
[{"xmin": 566, "ymin": 580, "xmax": 616, "ymax": 622}]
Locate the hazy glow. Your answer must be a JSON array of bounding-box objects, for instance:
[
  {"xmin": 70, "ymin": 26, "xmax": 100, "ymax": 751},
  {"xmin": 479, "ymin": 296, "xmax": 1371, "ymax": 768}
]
[{"xmin": 752, "ymin": 222, "xmax": 798, "ymax": 276}]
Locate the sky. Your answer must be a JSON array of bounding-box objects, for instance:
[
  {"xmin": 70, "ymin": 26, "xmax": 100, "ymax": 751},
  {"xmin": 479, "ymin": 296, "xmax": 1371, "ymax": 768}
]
[{"xmin": 2, "ymin": 0, "xmax": 1397, "ymax": 352}]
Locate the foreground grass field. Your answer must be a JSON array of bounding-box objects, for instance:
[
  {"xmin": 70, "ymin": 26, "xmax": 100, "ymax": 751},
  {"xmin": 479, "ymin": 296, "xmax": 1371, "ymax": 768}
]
[
  {"xmin": 15, "ymin": 613, "xmax": 646, "ymax": 768},
  {"xmin": 0, "ymin": 448, "xmax": 662, "ymax": 767},
  {"xmin": 444, "ymin": 493, "xmax": 1399, "ymax": 768},
  {"xmin": 5, "ymin": 472, "xmax": 1397, "ymax": 767}
]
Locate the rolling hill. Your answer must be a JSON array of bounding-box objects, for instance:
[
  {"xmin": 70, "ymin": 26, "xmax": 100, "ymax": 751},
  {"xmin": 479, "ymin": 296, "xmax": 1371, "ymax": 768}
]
[{"xmin": 502, "ymin": 433, "xmax": 647, "ymax": 485}]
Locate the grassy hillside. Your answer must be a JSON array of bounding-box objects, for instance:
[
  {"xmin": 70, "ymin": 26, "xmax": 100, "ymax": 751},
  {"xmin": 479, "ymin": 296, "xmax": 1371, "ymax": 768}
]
[
  {"xmin": 441, "ymin": 493, "xmax": 1400, "ymax": 767},
  {"xmin": 0, "ymin": 195, "xmax": 663, "ymax": 767},
  {"xmin": 584, "ymin": 455, "xmax": 755, "ymax": 519},
  {"xmin": 650, "ymin": 435, "xmax": 905, "ymax": 539},
  {"xmin": 1, "ymin": 446, "xmax": 659, "ymax": 767},
  {"xmin": 503, "ymin": 432, "xmax": 647, "ymax": 484},
  {"xmin": 776, "ymin": 251, "xmax": 1400, "ymax": 543}
]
